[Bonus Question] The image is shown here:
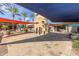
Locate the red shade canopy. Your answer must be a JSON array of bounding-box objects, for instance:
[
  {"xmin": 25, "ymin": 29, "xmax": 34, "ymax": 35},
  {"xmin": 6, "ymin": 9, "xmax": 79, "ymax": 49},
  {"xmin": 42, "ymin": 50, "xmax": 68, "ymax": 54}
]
[{"xmin": 0, "ymin": 18, "xmax": 34, "ymax": 24}]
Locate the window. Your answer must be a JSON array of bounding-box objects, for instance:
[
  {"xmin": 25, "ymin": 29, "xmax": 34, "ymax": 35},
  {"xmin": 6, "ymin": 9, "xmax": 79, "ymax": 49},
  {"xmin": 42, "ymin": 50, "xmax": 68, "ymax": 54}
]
[{"xmin": 42, "ymin": 21, "xmax": 45, "ymax": 23}]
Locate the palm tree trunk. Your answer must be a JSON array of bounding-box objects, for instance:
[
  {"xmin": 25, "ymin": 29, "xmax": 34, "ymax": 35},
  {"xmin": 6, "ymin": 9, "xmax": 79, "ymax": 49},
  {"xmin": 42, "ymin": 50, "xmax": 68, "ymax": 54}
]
[
  {"xmin": 32, "ymin": 13, "xmax": 37, "ymax": 32},
  {"xmin": 24, "ymin": 17, "xmax": 26, "ymax": 31},
  {"xmin": 32, "ymin": 16, "xmax": 35, "ymax": 33},
  {"xmin": 12, "ymin": 14, "xmax": 15, "ymax": 31}
]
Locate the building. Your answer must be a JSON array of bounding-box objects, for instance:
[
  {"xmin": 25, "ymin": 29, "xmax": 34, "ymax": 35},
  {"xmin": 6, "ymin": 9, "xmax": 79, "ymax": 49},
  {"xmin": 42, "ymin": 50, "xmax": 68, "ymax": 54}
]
[
  {"xmin": 34, "ymin": 14, "xmax": 48, "ymax": 35},
  {"xmin": 49, "ymin": 23, "xmax": 79, "ymax": 33},
  {"xmin": 68, "ymin": 24, "xmax": 79, "ymax": 33}
]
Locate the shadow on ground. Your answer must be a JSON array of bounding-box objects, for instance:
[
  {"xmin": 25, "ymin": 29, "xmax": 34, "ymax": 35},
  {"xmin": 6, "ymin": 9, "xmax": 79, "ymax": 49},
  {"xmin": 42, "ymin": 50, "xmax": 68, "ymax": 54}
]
[
  {"xmin": 0, "ymin": 45, "xmax": 8, "ymax": 55},
  {"xmin": 0, "ymin": 33, "xmax": 72, "ymax": 45}
]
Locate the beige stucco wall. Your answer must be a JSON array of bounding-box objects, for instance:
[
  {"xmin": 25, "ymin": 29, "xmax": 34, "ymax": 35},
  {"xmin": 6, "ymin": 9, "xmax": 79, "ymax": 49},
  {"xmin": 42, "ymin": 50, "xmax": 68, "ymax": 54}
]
[
  {"xmin": 34, "ymin": 15, "xmax": 48, "ymax": 35},
  {"xmin": 65, "ymin": 26, "xmax": 77, "ymax": 33},
  {"xmin": 67, "ymin": 26, "xmax": 73, "ymax": 33}
]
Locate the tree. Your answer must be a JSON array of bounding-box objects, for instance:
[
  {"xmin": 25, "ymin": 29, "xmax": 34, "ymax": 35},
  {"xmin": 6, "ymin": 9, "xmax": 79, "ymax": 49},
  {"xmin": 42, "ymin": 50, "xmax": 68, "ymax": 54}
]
[
  {"xmin": 30, "ymin": 13, "xmax": 38, "ymax": 31},
  {"xmin": 0, "ymin": 4, "xmax": 5, "ymax": 15},
  {"xmin": 30, "ymin": 12, "xmax": 38, "ymax": 22},
  {"xmin": 21, "ymin": 12, "xmax": 27, "ymax": 30},
  {"xmin": 21, "ymin": 12, "xmax": 27, "ymax": 21},
  {"xmin": 7, "ymin": 6, "xmax": 18, "ymax": 20},
  {"xmin": 6, "ymin": 5, "xmax": 19, "ymax": 30},
  {"xmin": 30, "ymin": 12, "xmax": 36, "ymax": 32},
  {"xmin": 30, "ymin": 12, "xmax": 35, "ymax": 22}
]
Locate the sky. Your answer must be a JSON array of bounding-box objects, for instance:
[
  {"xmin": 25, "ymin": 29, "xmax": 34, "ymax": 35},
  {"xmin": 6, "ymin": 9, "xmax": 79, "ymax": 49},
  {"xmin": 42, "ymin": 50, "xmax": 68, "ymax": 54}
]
[
  {"xmin": 23, "ymin": 3, "xmax": 79, "ymax": 22},
  {"xmin": 1, "ymin": 3, "xmax": 79, "ymax": 25},
  {"xmin": 0, "ymin": 3, "xmax": 64, "ymax": 24},
  {"xmin": 0, "ymin": 3, "xmax": 33, "ymax": 21}
]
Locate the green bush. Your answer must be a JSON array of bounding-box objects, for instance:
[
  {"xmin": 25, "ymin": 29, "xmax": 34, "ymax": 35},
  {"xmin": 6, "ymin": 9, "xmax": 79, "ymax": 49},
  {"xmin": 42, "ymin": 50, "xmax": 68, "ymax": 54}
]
[
  {"xmin": 25, "ymin": 29, "xmax": 28, "ymax": 33},
  {"xmin": 71, "ymin": 33, "xmax": 76, "ymax": 36},
  {"xmin": 73, "ymin": 39, "xmax": 79, "ymax": 48},
  {"xmin": 1, "ymin": 25, "xmax": 9, "ymax": 30}
]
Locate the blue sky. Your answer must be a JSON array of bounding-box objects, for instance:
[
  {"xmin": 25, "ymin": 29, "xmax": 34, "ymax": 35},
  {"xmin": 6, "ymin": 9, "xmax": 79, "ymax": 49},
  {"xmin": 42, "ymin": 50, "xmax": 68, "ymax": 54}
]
[
  {"xmin": 25, "ymin": 3, "xmax": 79, "ymax": 22},
  {"xmin": 1, "ymin": 3, "xmax": 79, "ymax": 25},
  {"xmin": 0, "ymin": 3, "xmax": 64, "ymax": 24},
  {"xmin": 0, "ymin": 3, "xmax": 33, "ymax": 21}
]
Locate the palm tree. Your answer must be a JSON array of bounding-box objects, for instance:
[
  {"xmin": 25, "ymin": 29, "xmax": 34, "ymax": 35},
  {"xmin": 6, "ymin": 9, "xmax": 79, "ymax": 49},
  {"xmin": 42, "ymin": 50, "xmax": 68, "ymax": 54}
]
[
  {"xmin": 30, "ymin": 12, "xmax": 35, "ymax": 22},
  {"xmin": 0, "ymin": 4, "xmax": 5, "ymax": 15},
  {"xmin": 6, "ymin": 5, "xmax": 19, "ymax": 30},
  {"xmin": 21, "ymin": 12, "xmax": 27, "ymax": 30},
  {"xmin": 30, "ymin": 12, "xmax": 36, "ymax": 32},
  {"xmin": 30, "ymin": 12, "xmax": 38, "ymax": 22},
  {"xmin": 0, "ymin": 3, "xmax": 13, "ymax": 15},
  {"xmin": 30, "ymin": 13, "xmax": 38, "ymax": 32},
  {"xmin": 30, "ymin": 13, "xmax": 38, "ymax": 25},
  {"xmin": 21, "ymin": 12, "xmax": 27, "ymax": 22}
]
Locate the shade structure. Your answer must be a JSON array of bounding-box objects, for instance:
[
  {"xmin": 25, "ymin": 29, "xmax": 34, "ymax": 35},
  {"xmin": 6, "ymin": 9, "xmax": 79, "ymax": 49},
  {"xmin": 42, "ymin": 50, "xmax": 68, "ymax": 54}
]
[
  {"xmin": 17, "ymin": 3, "xmax": 79, "ymax": 22},
  {"xmin": 0, "ymin": 18, "xmax": 34, "ymax": 24},
  {"xmin": 49, "ymin": 24, "xmax": 64, "ymax": 26},
  {"xmin": 49, "ymin": 22, "xmax": 79, "ymax": 27}
]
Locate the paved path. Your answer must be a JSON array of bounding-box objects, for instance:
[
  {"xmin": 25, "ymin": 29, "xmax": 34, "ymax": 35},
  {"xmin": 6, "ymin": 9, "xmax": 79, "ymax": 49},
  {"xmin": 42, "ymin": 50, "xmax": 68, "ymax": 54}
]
[{"xmin": 0, "ymin": 32, "xmax": 73, "ymax": 56}]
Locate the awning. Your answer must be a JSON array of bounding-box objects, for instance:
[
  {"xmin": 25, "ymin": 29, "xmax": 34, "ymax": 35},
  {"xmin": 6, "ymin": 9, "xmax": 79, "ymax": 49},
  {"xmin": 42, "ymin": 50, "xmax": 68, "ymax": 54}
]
[{"xmin": 0, "ymin": 18, "xmax": 34, "ymax": 24}]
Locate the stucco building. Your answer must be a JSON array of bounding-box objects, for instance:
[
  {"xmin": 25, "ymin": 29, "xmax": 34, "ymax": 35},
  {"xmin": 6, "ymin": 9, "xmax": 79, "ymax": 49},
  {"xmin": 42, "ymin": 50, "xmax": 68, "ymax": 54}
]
[
  {"xmin": 34, "ymin": 14, "xmax": 48, "ymax": 35},
  {"xmin": 49, "ymin": 24, "xmax": 79, "ymax": 33}
]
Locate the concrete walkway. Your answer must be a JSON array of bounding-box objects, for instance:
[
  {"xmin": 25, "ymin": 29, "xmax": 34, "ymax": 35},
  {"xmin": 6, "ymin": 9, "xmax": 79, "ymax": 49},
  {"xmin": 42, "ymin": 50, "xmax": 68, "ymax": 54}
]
[{"xmin": 0, "ymin": 32, "xmax": 73, "ymax": 56}]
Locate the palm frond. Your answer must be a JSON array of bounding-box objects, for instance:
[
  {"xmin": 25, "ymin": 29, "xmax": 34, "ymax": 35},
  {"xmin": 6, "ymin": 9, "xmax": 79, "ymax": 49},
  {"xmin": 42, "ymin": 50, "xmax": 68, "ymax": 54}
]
[
  {"xmin": 21, "ymin": 12, "xmax": 27, "ymax": 17},
  {"xmin": 18, "ymin": 18, "xmax": 22, "ymax": 21},
  {"xmin": 16, "ymin": 14, "xmax": 21, "ymax": 16},
  {"xmin": 0, "ymin": 11, "xmax": 4, "ymax": 15},
  {"xmin": 6, "ymin": 7, "xmax": 12, "ymax": 12},
  {"xmin": 3, "ymin": 3, "xmax": 11, "ymax": 7},
  {"xmin": 30, "ymin": 13, "xmax": 35, "ymax": 17},
  {"xmin": 6, "ymin": 6, "xmax": 19, "ymax": 15}
]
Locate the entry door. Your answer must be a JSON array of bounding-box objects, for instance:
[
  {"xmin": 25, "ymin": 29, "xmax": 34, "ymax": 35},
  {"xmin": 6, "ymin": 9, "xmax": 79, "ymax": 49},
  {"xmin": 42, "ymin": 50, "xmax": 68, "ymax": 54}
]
[
  {"xmin": 39, "ymin": 27, "xmax": 42, "ymax": 35},
  {"xmin": 36, "ymin": 28, "xmax": 38, "ymax": 34}
]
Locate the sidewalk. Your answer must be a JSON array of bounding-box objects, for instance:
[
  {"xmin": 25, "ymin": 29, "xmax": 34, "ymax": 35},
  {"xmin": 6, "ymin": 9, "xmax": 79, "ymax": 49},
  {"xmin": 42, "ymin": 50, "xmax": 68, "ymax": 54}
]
[{"xmin": 0, "ymin": 33, "xmax": 73, "ymax": 56}]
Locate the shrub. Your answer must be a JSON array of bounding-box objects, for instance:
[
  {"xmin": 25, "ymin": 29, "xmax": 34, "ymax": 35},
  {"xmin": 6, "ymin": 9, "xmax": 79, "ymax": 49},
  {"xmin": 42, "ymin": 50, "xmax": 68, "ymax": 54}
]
[
  {"xmin": 1, "ymin": 25, "xmax": 9, "ymax": 30},
  {"xmin": 25, "ymin": 29, "xmax": 28, "ymax": 33},
  {"xmin": 73, "ymin": 39, "xmax": 79, "ymax": 48},
  {"xmin": 71, "ymin": 33, "xmax": 76, "ymax": 36}
]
